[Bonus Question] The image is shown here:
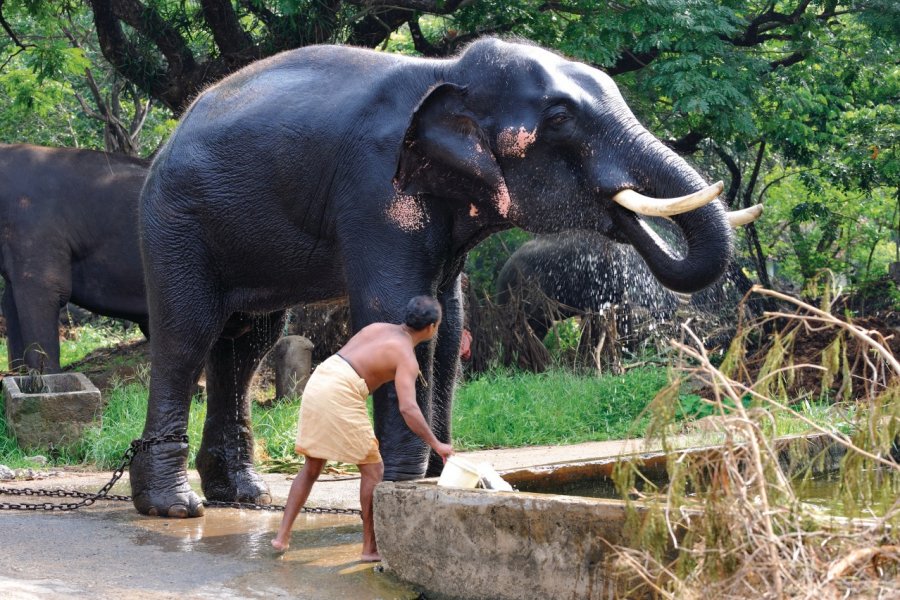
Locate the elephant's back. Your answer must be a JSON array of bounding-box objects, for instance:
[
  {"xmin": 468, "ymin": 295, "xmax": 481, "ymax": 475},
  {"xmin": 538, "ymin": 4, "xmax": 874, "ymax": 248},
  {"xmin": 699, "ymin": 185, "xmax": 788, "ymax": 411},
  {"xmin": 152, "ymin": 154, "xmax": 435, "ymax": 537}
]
[
  {"xmin": 143, "ymin": 45, "xmax": 440, "ymax": 234},
  {"xmin": 182, "ymin": 46, "xmax": 432, "ymax": 141},
  {"xmin": 0, "ymin": 144, "xmax": 146, "ymax": 230}
]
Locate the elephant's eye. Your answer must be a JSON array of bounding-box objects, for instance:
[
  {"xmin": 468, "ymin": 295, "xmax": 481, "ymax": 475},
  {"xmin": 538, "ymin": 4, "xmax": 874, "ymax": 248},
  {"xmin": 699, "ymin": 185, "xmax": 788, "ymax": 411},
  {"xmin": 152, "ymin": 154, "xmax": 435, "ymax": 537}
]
[{"xmin": 546, "ymin": 112, "xmax": 571, "ymax": 127}]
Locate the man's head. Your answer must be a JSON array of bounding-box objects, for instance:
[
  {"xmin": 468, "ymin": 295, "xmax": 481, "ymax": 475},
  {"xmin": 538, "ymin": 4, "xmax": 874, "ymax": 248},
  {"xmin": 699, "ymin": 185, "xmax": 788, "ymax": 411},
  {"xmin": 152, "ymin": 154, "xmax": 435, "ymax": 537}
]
[{"xmin": 404, "ymin": 295, "xmax": 442, "ymax": 338}]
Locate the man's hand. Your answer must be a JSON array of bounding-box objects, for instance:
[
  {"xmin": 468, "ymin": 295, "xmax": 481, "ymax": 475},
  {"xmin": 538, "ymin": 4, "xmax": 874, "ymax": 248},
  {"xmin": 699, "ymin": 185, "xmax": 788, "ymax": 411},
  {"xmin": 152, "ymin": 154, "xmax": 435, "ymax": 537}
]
[{"xmin": 432, "ymin": 442, "xmax": 454, "ymax": 464}]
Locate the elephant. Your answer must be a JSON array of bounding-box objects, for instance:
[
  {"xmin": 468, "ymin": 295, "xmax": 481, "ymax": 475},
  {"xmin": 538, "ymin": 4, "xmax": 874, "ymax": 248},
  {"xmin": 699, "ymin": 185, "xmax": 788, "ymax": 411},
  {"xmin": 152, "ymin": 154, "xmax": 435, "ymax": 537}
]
[
  {"xmin": 496, "ymin": 229, "xmax": 755, "ymax": 343},
  {"xmin": 134, "ymin": 38, "xmax": 756, "ymax": 517},
  {"xmin": 0, "ymin": 144, "xmax": 150, "ymax": 373}
]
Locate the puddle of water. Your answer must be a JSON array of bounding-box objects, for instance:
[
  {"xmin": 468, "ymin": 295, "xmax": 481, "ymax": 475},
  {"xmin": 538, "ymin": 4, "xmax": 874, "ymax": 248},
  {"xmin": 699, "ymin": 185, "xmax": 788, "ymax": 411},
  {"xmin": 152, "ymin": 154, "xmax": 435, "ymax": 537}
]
[
  {"xmin": 124, "ymin": 509, "xmax": 418, "ymax": 599},
  {"xmin": 11, "ymin": 484, "xmax": 419, "ymax": 599},
  {"xmin": 792, "ymin": 470, "xmax": 900, "ymax": 517}
]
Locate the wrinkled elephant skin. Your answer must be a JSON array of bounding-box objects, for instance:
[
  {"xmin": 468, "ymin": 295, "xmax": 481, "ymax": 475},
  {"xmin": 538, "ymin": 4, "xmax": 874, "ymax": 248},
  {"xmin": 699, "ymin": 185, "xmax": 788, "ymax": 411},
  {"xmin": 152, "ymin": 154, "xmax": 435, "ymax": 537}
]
[
  {"xmin": 136, "ymin": 39, "xmax": 734, "ymax": 517},
  {"xmin": 0, "ymin": 144, "xmax": 149, "ymax": 373}
]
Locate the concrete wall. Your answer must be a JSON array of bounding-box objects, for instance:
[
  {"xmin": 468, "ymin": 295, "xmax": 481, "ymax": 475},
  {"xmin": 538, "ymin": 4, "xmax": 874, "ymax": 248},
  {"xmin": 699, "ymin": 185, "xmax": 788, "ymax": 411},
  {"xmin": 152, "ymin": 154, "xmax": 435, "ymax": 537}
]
[{"xmin": 374, "ymin": 482, "xmax": 629, "ymax": 600}]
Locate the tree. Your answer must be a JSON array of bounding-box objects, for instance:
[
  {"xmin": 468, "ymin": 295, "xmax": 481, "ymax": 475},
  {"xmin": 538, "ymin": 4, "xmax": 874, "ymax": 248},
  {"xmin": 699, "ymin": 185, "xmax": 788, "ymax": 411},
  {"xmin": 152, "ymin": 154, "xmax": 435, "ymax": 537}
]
[
  {"xmin": 0, "ymin": 1, "xmax": 171, "ymax": 154},
  {"xmin": 1, "ymin": 1, "xmax": 897, "ymax": 294}
]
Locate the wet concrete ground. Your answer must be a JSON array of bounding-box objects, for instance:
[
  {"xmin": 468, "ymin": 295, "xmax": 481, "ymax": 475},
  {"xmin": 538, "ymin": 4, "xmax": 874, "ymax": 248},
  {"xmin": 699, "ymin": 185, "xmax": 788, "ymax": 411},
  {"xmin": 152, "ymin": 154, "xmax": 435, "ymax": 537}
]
[{"xmin": 1, "ymin": 438, "xmax": 703, "ymax": 599}]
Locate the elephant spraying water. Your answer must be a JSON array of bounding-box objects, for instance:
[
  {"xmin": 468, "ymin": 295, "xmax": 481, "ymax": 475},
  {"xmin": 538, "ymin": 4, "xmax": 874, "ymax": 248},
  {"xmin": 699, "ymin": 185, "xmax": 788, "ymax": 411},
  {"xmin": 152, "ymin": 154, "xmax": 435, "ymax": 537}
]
[{"xmin": 134, "ymin": 38, "xmax": 756, "ymax": 517}]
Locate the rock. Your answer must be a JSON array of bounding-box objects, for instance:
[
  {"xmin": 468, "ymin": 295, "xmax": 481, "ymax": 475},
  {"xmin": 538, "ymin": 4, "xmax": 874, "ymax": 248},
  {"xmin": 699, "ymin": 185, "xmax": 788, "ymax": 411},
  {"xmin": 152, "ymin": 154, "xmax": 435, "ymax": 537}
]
[
  {"xmin": 0, "ymin": 465, "xmax": 14, "ymax": 480},
  {"xmin": 15, "ymin": 468, "xmax": 36, "ymax": 480},
  {"xmin": 272, "ymin": 335, "xmax": 314, "ymax": 400},
  {"xmin": 25, "ymin": 455, "xmax": 48, "ymax": 466},
  {"xmin": 2, "ymin": 372, "xmax": 102, "ymax": 451}
]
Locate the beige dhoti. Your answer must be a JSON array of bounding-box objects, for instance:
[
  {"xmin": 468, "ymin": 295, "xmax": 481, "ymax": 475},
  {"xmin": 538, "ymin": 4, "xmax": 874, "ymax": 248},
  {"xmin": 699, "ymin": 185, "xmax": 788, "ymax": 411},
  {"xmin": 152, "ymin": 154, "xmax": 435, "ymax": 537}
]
[{"xmin": 295, "ymin": 354, "xmax": 381, "ymax": 465}]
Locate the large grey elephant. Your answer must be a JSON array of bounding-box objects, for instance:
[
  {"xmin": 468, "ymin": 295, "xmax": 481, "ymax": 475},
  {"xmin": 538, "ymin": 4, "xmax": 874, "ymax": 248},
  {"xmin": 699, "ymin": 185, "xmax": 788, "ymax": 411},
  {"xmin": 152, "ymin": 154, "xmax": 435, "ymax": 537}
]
[
  {"xmin": 0, "ymin": 144, "xmax": 149, "ymax": 372},
  {"xmin": 133, "ymin": 38, "xmax": 754, "ymax": 517}
]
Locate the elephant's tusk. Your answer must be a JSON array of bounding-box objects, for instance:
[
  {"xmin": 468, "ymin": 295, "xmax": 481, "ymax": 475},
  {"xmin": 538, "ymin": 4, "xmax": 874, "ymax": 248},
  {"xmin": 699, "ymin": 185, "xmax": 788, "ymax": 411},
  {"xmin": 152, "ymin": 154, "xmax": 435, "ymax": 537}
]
[
  {"xmin": 727, "ymin": 204, "xmax": 763, "ymax": 227},
  {"xmin": 612, "ymin": 181, "xmax": 724, "ymax": 217}
]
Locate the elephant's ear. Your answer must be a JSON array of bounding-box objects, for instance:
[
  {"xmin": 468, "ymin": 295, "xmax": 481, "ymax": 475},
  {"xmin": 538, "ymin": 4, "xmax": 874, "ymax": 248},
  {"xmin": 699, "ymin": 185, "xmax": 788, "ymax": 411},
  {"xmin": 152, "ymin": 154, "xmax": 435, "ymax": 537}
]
[{"xmin": 395, "ymin": 83, "xmax": 505, "ymax": 201}]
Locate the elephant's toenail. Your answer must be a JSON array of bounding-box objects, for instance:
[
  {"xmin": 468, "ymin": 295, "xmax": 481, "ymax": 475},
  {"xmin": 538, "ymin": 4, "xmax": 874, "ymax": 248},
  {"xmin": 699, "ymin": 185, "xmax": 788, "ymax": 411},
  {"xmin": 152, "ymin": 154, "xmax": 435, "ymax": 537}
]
[
  {"xmin": 148, "ymin": 507, "xmax": 159, "ymax": 516},
  {"xmin": 168, "ymin": 504, "xmax": 189, "ymax": 518}
]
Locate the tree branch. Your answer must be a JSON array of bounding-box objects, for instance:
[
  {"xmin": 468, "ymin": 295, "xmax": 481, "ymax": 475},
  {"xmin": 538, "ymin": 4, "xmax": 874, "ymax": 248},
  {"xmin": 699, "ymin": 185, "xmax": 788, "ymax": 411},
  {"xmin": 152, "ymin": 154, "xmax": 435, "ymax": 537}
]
[
  {"xmin": 0, "ymin": 0, "xmax": 32, "ymax": 52},
  {"xmin": 605, "ymin": 48, "xmax": 660, "ymax": 76},
  {"xmin": 345, "ymin": 0, "xmax": 466, "ymax": 13},
  {"xmin": 769, "ymin": 50, "xmax": 809, "ymax": 70},
  {"xmin": 347, "ymin": 7, "xmax": 413, "ymax": 48},
  {"xmin": 238, "ymin": 0, "xmax": 280, "ymax": 34},
  {"xmin": 407, "ymin": 16, "xmax": 441, "ymax": 56},
  {"xmin": 89, "ymin": 0, "xmax": 180, "ymax": 112},
  {"xmin": 109, "ymin": 0, "xmax": 196, "ymax": 76},
  {"xmin": 665, "ymin": 131, "xmax": 706, "ymax": 155},
  {"xmin": 200, "ymin": 0, "xmax": 252, "ymax": 55},
  {"xmin": 713, "ymin": 143, "xmax": 742, "ymax": 209}
]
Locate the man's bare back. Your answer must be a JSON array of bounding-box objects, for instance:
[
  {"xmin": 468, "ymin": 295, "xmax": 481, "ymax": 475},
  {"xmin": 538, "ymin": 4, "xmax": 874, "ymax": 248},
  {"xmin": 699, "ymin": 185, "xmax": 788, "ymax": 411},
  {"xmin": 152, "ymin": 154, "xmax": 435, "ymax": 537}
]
[{"xmin": 336, "ymin": 322, "xmax": 421, "ymax": 393}]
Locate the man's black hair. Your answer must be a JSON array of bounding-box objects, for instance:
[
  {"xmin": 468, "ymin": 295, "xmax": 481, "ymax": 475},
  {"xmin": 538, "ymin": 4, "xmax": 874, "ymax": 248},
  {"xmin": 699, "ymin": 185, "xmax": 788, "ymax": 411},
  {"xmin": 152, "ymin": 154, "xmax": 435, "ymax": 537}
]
[{"xmin": 404, "ymin": 295, "xmax": 441, "ymax": 331}]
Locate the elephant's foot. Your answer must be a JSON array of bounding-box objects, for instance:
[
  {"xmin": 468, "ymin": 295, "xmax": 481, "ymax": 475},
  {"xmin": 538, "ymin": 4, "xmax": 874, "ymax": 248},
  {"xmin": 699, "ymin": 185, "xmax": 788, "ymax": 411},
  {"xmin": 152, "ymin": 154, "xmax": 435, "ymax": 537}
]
[
  {"xmin": 196, "ymin": 448, "xmax": 271, "ymax": 504},
  {"xmin": 130, "ymin": 439, "xmax": 204, "ymax": 518}
]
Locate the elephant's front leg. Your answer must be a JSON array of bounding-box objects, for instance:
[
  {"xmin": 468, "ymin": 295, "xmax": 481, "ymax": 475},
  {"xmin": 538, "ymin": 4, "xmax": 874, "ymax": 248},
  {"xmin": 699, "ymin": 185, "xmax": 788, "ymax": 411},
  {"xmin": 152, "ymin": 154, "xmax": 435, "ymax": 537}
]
[
  {"xmin": 426, "ymin": 277, "xmax": 464, "ymax": 477},
  {"xmin": 4, "ymin": 279, "xmax": 67, "ymax": 373},
  {"xmin": 196, "ymin": 311, "xmax": 286, "ymax": 504}
]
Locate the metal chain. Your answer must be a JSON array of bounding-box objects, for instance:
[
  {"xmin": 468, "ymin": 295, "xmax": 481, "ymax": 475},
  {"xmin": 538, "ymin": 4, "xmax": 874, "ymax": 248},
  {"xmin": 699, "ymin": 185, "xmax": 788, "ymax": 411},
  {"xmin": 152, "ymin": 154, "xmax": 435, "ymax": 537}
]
[{"xmin": 0, "ymin": 435, "xmax": 361, "ymax": 515}]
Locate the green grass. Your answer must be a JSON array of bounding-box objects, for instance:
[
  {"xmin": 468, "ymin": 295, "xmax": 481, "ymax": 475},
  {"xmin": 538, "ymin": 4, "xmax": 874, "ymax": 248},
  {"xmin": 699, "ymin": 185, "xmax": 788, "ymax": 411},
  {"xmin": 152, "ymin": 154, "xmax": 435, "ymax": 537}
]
[
  {"xmin": 0, "ymin": 320, "xmax": 143, "ymax": 372},
  {"xmin": 451, "ymin": 367, "xmax": 669, "ymax": 449},
  {"xmin": 0, "ymin": 357, "xmax": 858, "ymax": 471}
]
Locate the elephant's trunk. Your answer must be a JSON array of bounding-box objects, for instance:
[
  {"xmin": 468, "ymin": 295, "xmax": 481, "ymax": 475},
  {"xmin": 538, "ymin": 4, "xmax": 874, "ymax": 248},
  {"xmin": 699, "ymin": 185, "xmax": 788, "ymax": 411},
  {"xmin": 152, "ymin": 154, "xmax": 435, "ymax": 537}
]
[{"xmin": 610, "ymin": 141, "xmax": 734, "ymax": 294}]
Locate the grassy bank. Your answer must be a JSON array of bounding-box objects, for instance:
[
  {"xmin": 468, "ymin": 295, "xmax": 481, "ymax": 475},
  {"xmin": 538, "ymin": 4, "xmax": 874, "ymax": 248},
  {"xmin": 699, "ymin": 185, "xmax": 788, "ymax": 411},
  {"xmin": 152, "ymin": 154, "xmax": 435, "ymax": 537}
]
[
  {"xmin": 1, "ymin": 364, "xmax": 849, "ymax": 471},
  {"xmin": 0, "ymin": 321, "xmax": 851, "ymax": 471},
  {"xmin": 0, "ymin": 366, "xmax": 672, "ymax": 470}
]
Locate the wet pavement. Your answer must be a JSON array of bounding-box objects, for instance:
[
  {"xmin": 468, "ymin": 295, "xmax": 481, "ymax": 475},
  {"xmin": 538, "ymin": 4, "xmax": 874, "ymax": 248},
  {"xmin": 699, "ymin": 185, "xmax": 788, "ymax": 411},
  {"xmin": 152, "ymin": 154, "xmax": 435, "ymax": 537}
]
[{"xmin": 0, "ymin": 437, "xmax": 708, "ymax": 599}]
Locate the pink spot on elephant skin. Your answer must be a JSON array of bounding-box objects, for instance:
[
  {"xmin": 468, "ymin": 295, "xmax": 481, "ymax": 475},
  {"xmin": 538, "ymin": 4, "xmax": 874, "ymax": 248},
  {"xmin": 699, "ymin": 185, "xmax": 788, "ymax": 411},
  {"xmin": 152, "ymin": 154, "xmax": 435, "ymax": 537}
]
[
  {"xmin": 469, "ymin": 204, "xmax": 479, "ymax": 218},
  {"xmin": 494, "ymin": 182, "xmax": 512, "ymax": 218},
  {"xmin": 497, "ymin": 126, "xmax": 537, "ymax": 158},
  {"xmin": 387, "ymin": 194, "xmax": 428, "ymax": 232}
]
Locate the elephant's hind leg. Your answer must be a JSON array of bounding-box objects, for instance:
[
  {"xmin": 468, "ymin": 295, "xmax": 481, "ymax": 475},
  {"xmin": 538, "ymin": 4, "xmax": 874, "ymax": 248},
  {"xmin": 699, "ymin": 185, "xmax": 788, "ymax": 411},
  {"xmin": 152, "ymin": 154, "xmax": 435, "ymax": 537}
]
[{"xmin": 197, "ymin": 310, "xmax": 287, "ymax": 504}]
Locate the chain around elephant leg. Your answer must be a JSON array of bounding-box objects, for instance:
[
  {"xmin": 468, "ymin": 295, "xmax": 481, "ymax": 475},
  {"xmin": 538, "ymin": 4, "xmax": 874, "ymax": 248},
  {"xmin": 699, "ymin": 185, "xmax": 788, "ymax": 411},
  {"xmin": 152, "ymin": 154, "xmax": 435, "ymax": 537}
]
[{"xmin": 129, "ymin": 438, "xmax": 205, "ymax": 518}]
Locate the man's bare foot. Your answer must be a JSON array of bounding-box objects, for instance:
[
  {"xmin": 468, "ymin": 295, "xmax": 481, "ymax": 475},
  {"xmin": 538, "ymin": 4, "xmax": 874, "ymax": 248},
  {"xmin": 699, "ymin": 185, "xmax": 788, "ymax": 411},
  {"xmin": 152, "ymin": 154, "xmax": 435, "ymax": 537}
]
[
  {"xmin": 360, "ymin": 551, "xmax": 381, "ymax": 562},
  {"xmin": 271, "ymin": 538, "xmax": 289, "ymax": 554}
]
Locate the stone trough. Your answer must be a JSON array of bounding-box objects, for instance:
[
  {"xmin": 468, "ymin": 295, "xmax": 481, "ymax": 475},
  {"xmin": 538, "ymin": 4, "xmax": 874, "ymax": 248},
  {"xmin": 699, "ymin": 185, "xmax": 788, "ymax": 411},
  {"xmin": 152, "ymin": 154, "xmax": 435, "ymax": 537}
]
[
  {"xmin": 374, "ymin": 434, "xmax": 843, "ymax": 600},
  {"xmin": 2, "ymin": 373, "xmax": 102, "ymax": 450}
]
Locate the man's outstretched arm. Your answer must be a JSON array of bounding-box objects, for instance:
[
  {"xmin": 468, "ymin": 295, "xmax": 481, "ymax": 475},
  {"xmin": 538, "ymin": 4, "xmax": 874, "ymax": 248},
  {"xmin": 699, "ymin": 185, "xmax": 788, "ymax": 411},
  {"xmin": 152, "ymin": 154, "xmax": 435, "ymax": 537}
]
[{"xmin": 395, "ymin": 357, "xmax": 453, "ymax": 462}]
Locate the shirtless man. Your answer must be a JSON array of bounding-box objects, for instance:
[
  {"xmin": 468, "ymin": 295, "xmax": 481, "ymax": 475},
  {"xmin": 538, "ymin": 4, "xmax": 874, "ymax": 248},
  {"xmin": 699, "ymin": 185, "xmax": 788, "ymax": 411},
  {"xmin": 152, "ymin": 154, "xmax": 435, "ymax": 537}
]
[{"xmin": 271, "ymin": 295, "xmax": 454, "ymax": 561}]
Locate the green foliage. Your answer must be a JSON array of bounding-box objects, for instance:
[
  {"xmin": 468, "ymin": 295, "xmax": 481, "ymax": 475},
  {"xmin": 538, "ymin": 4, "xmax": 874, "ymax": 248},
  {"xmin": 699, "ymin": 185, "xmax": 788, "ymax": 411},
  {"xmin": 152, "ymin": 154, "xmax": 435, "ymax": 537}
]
[
  {"xmin": 757, "ymin": 170, "xmax": 898, "ymax": 291},
  {"xmin": 542, "ymin": 317, "xmax": 582, "ymax": 356},
  {"xmin": 464, "ymin": 228, "xmax": 531, "ymax": 297},
  {"xmin": 675, "ymin": 393, "xmax": 750, "ymax": 421},
  {"xmin": 0, "ymin": 1, "xmax": 173, "ymax": 154}
]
